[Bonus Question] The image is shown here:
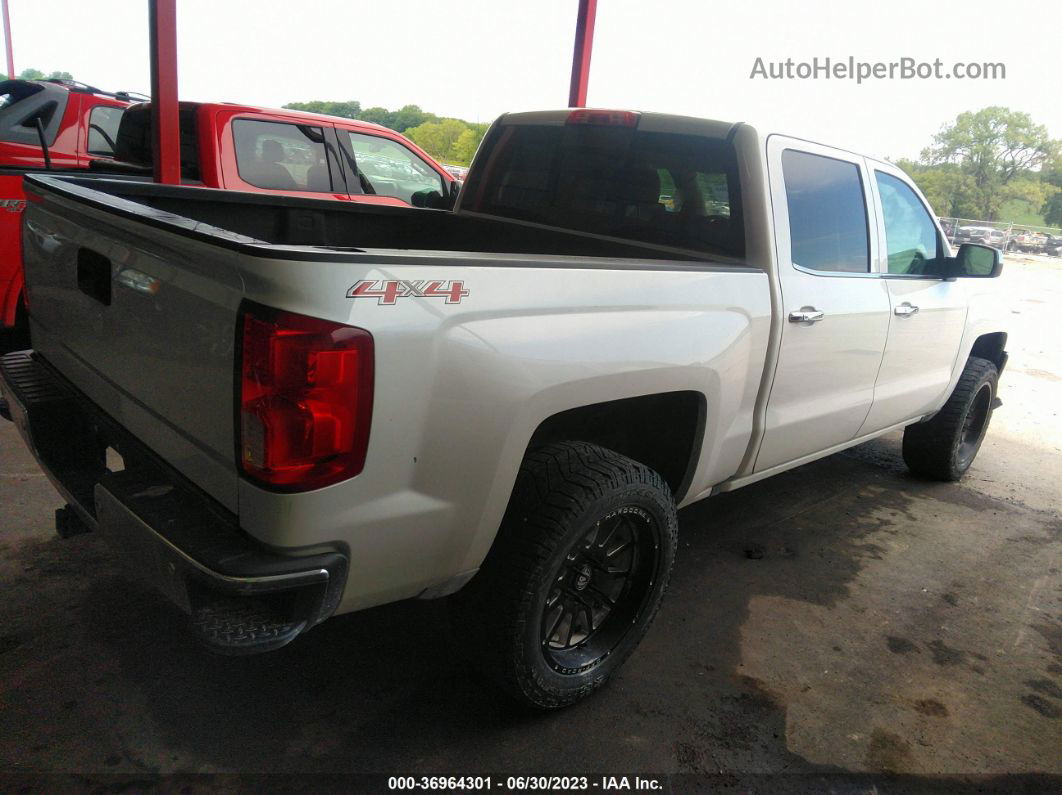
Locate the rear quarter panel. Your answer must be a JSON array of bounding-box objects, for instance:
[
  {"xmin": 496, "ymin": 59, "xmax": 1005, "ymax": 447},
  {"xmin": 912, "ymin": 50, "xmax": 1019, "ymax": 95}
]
[{"xmin": 229, "ymin": 251, "xmax": 771, "ymax": 612}]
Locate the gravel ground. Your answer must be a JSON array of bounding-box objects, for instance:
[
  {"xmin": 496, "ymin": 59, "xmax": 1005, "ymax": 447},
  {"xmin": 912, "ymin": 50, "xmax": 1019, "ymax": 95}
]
[{"xmin": 0, "ymin": 257, "xmax": 1059, "ymax": 790}]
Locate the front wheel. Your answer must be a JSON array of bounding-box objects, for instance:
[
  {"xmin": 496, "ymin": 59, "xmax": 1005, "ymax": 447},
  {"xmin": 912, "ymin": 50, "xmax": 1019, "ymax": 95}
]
[
  {"xmin": 454, "ymin": 441, "xmax": 678, "ymax": 709},
  {"xmin": 902, "ymin": 357, "xmax": 998, "ymax": 481}
]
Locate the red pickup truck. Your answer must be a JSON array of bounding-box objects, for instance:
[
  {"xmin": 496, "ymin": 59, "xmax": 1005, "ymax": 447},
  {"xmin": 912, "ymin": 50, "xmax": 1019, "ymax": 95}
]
[
  {"xmin": 0, "ymin": 81, "xmax": 456, "ymax": 336},
  {"xmin": 108, "ymin": 100, "xmax": 457, "ymax": 205},
  {"xmin": 0, "ymin": 79, "xmax": 133, "ymax": 334}
]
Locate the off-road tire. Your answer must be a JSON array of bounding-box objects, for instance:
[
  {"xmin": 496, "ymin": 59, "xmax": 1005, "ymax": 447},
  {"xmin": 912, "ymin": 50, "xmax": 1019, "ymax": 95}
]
[
  {"xmin": 902, "ymin": 356, "xmax": 998, "ymax": 481},
  {"xmin": 453, "ymin": 441, "xmax": 678, "ymax": 709}
]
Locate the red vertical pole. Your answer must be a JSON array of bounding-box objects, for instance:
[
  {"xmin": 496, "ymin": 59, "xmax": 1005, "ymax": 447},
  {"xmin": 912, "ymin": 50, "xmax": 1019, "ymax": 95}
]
[
  {"xmin": 149, "ymin": 0, "xmax": 181, "ymax": 184},
  {"xmin": 2, "ymin": 0, "xmax": 15, "ymax": 80},
  {"xmin": 567, "ymin": 0, "xmax": 597, "ymax": 107}
]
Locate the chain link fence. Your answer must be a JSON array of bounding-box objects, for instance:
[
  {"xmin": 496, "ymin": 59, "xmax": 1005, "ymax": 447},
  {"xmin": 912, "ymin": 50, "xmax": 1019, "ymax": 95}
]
[{"xmin": 938, "ymin": 217, "xmax": 1062, "ymax": 256}]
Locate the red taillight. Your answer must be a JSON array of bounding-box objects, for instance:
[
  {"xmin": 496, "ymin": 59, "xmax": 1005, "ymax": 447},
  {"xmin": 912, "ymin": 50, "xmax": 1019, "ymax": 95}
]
[
  {"xmin": 237, "ymin": 302, "xmax": 373, "ymax": 491},
  {"xmin": 566, "ymin": 109, "xmax": 640, "ymax": 127}
]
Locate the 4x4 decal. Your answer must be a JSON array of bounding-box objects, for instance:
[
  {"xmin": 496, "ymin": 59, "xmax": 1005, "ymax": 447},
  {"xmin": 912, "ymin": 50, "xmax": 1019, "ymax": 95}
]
[{"xmin": 347, "ymin": 280, "xmax": 469, "ymax": 305}]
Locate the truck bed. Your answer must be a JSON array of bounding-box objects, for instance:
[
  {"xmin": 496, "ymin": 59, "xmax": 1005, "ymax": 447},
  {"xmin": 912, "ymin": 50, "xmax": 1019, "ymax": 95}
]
[
  {"xmin": 27, "ymin": 174, "xmax": 716, "ymax": 262},
  {"xmin": 18, "ymin": 172, "xmax": 770, "ymax": 616}
]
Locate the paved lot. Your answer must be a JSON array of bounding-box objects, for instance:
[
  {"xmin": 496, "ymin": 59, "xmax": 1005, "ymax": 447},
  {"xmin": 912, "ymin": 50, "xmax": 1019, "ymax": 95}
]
[{"xmin": 0, "ymin": 259, "xmax": 1059, "ymax": 787}]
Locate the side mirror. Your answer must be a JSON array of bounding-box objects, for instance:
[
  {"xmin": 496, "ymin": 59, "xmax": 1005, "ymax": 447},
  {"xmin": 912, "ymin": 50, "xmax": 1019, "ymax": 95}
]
[
  {"xmin": 410, "ymin": 182, "xmax": 460, "ymax": 210},
  {"xmin": 410, "ymin": 189, "xmax": 435, "ymax": 208},
  {"xmin": 948, "ymin": 243, "xmax": 1003, "ymax": 278},
  {"xmin": 410, "ymin": 188, "xmax": 446, "ymax": 209}
]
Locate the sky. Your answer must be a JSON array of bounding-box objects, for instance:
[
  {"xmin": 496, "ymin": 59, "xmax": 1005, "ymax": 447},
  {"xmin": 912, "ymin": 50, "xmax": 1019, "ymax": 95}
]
[{"xmin": 6, "ymin": 0, "xmax": 1060, "ymax": 161}]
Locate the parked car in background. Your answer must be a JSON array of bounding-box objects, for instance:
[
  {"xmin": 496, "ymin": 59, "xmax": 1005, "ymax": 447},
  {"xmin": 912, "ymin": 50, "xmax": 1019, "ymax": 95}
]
[
  {"xmin": 0, "ymin": 95, "xmax": 457, "ymax": 337},
  {"xmin": 1007, "ymin": 230, "xmax": 1048, "ymax": 253},
  {"xmin": 1044, "ymin": 236, "xmax": 1062, "ymax": 257},
  {"xmin": 109, "ymin": 100, "xmax": 456, "ymax": 207},
  {"xmin": 0, "ymin": 79, "xmax": 135, "ymax": 335},
  {"xmin": 442, "ymin": 164, "xmax": 469, "ymax": 181},
  {"xmin": 956, "ymin": 225, "xmax": 1006, "ymax": 248},
  {"xmin": 3, "ymin": 108, "xmax": 1009, "ymax": 708}
]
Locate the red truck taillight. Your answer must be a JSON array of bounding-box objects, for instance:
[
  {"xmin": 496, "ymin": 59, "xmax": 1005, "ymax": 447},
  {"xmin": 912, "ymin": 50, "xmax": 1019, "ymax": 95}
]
[{"xmin": 237, "ymin": 302, "xmax": 373, "ymax": 491}]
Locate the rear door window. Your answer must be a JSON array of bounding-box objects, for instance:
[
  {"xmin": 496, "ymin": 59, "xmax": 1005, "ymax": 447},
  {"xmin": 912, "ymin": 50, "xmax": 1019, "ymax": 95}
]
[
  {"xmin": 462, "ymin": 122, "xmax": 744, "ymax": 258},
  {"xmin": 233, "ymin": 119, "xmax": 335, "ymax": 193},
  {"xmin": 781, "ymin": 149, "xmax": 870, "ymax": 273}
]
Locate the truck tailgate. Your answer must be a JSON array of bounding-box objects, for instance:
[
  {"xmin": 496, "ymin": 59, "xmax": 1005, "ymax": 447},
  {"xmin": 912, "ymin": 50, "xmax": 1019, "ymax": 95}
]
[{"xmin": 21, "ymin": 180, "xmax": 243, "ymax": 511}]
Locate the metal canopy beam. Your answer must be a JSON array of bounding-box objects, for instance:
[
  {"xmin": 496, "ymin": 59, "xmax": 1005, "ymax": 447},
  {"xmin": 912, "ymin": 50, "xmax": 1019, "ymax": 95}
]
[
  {"xmin": 2, "ymin": 0, "xmax": 15, "ymax": 80},
  {"xmin": 144, "ymin": 1, "xmax": 594, "ymax": 179},
  {"xmin": 568, "ymin": 0, "xmax": 597, "ymax": 107},
  {"xmin": 149, "ymin": 0, "xmax": 180, "ymax": 184}
]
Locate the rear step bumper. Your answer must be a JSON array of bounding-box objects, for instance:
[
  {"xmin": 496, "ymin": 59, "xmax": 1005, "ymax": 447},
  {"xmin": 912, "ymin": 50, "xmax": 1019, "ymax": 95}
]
[{"xmin": 0, "ymin": 350, "xmax": 348, "ymax": 654}]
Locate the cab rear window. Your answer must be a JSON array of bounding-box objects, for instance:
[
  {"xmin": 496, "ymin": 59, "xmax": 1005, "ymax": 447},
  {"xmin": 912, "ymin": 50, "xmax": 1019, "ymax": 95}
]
[
  {"xmin": 462, "ymin": 122, "xmax": 744, "ymax": 258},
  {"xmin": 112, "ymin": 105, "xmax": 200, "ymax": 180},
  {"xmin": 0, "ymin": 80, "xmax": 68, "ymax": 146}
]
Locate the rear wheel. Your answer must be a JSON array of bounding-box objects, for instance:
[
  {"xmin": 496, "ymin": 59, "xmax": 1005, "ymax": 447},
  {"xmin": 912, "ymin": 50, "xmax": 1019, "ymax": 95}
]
[
  {"xmin": 902, "ymin": 357, "xmax": 998, "ymax": 481},
  {"xmin": 454, "ymin": 441, "xmax": 678, "ymax": 709}
]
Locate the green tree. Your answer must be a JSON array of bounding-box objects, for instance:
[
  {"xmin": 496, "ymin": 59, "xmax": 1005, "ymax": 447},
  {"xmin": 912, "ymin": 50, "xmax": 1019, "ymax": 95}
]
[
  {"xmin": 389, "ymin": 105, "xmax": 436, "ymax": 132},
  {"xmin": 1040, "ymin": 158, "xmax": 1062, "ymax": 227},
  {"xmin": 1043, "ymin": 193, "xmax": 1062, "ymax": 227},
  {"xmin": 281, "ymin": 98, "xmax": 485, "ymax": 161},
  {"xmin": 893, "ymin": 159, "xmax": 969, "ymax": 217},
  {"xmin": 923, "ymin": 107, "xmax": 1058, "ymax": 220},
  {"xmin": 281, "ymin": 101, "xmax": 439, "ymax": 133},
  {"xmin": 358, "ymin": 106, "xmax": 392, "ymax": 127},
  {"xmin": 451, "ymin": 127, "xmax": 483, "ymax": 165},
  {"xmin": 405, "ymin": 118, "xmax": 473, "ymax": 163},
  {"xmin": 1, "ymin": 68, "xmax": 74, "ymax": 82},
  {"xmin": 282, "ymin": 100, "xmax": 362, "ymax": 120}
]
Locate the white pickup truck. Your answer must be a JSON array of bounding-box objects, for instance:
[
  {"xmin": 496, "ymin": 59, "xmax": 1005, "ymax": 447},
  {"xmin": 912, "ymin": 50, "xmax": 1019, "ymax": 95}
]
[{"xmin": 1, "ymin": 108, "xmax": 1007, "ymax": 708}]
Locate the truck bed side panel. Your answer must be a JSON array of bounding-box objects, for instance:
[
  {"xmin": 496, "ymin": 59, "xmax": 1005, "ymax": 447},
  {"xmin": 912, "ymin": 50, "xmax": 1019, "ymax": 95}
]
[{"xmin": 229, "ymin": 254, "xmax": 771, "ymax": 611}]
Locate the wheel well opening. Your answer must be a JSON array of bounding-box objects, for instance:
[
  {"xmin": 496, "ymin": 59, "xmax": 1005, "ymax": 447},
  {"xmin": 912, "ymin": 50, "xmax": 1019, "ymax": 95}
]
[
  {"xmin": 527, "ymin": 391, "xmax": 705, "ymax": 501},
  {"xmin": 970, "ymin": 332, "xmax": 1007, "ymax": 370}
]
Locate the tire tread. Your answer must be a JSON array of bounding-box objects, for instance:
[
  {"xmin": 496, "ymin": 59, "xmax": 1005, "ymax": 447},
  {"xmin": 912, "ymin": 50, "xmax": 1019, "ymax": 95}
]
[
  {"xmin": 902, "ymin": 356, "xmax": 997, "ymax": 481},
  {"xmin": 453, "ymin": 441, "xmax": 677, "ymax": 708}
]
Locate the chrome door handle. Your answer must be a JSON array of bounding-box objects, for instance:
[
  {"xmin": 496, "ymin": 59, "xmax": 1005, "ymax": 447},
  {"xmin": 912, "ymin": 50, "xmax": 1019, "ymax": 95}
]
[
  {"xmin": 894, "ymin": 303, "xmax": 919, "ymax": 316},
  {"xmin": 789, "ymin": 308, "xmax": 825, "ymax": 323}
]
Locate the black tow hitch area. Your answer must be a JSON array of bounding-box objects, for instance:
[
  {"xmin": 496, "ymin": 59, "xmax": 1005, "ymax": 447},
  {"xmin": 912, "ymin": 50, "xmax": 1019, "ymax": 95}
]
[
  {"xmin": 95, "ymin": 468, "xmax": 343, "ymax": 657},
  {"xmin": 55, "ymin": 505, "xmax": 92, "ymax": 538},
  {"xmin": 2, "ymin": 350, "xmax": 351, "ymax": 656}
]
